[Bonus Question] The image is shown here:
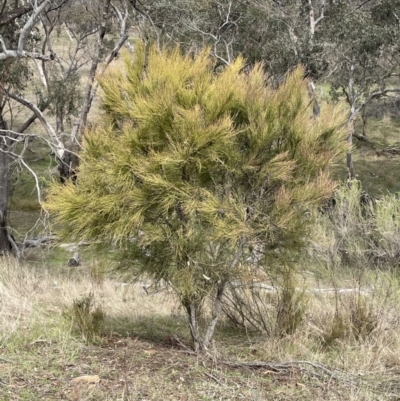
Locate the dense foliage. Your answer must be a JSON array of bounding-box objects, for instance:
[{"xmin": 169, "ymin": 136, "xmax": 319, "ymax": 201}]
[{"xmin": 46, "ymin": 43, "xmax": 347, "ymax": 350}]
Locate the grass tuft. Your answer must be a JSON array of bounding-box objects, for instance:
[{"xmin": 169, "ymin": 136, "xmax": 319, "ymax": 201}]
[{"xmin": 64, "ymin": 292, "xmax": 105, "ymax": 343}]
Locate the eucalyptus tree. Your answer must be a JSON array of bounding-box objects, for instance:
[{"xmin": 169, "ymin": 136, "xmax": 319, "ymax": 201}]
[
  {"xmin": 9, "ymin": 0, "xmax": 130, "ymax": 183},
  {"xmin": 0, "ymin": 0, "xmax": 52, "ymax": 254},
  {"xmin": 0, "ymin": 0, "xmax": 130, "ymax": 255},
  {"xmin": 46, "ymin": 43, "xmax": 347, "ymax": 351},
  {"xmin": 320, "ymin": 0, "xmax": 400, "ymax": 178},
  {"xmin": 129, "ymin": 0, "xmax": 326, "ymax": 77}
]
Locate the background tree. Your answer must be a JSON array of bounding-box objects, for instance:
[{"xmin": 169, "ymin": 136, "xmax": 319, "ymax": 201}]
[
  {"xmin": 0, "ymin": 0, "xmax": 51, "ymax": 254},
  {"xmin": 46, "ymin": 43, "xmax": 347, "ymax": 351},
  {"xmin": 130, "ymin": 0, "xmax": 326, "ymax": 76},
  {"xmin": 8, "ymin": 0, "xmax": 130, "ymax": 183},
  {"xmin": 0, "ymin": 0, "xmax": 131, "ymax": 255},
  {"xmin": 320, "ymin": 0, "xmax": 400, "ymax": 178}
]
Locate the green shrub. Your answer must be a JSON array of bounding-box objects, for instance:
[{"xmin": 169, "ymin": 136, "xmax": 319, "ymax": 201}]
[
  {"xmin": 275, "ymin": 267, "xmax": 308, "ymax": 337},
  {"xmin": 46, "ymin": 42, "xmax": 347, "ymax": 351},
  {"xmin": 321, "ymin": 312, "xmax": 348, "ymax": 347},
  {"xmin": 349, "ymin": 295, "xmax": 378, "ymax": 340},
  {"xmin": 64, "ymin": 293, "xmax": 105, "ymax": 343}
]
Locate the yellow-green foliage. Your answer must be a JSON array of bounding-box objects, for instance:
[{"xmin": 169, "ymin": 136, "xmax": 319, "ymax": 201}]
[{"xmin": 46, "ymin": 43, "xmax": 347, "ymax": 304}]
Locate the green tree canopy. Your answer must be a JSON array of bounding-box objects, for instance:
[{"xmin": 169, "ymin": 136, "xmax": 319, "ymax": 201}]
[{"xmin": 46, "ymin": 43, "xmax": 347, "ymax": 351}]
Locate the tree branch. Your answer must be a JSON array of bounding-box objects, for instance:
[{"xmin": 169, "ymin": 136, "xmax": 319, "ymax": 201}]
[
  {"xmin": 0, "ymin": 2, "xmax": 42, "ymax": 27},
  {"xmin": 6, "ymin": 92, "xmax": 64, "ymax": 158},
  {"xmin": 129, "ymin": 0, "xmax": 160, "ymax": 49},
  {"xmin": 355, "ymin": 88, "xmax": 400, "ymax": 115},
  {"xmin": 17, "ymin": 100, "xmax": 50, "ymax": 133},
  {"xmin": 0, "ymin": 0, "xmax": 51, "ymax": 61},
  {"xmin": 69, "ymin": 0, "xmax": 129, "ymax": 146},
  {"xmin": 18, "ymin": 0, "xmax": 50, "ymax": 55}
]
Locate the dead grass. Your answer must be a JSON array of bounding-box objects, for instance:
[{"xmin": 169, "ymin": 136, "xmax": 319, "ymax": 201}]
[{"xmin": 1, "ymin": 255, "xmax": 400, "ymax": 400}]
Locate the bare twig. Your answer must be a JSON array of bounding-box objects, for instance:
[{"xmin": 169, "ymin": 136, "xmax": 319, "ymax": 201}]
[
  {"xmin": 222, "ymin": 359, "xmax": 356, "ymax": 385},
  {"xmin": 129, "ymin": 0, "xmax": 160, "ymax": 49},
  {"xmin": 205, "ymin": 372, "xmax": 228, "ymax": 387},
  {"xmin": 6, "ymin": 92, "xmax": 65, "ymax": 158}
]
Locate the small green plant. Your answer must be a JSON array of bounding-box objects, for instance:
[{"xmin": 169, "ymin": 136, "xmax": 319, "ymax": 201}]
[
  {"xmin": 349, "ymin": 295, "xmax": 378, "ymax": 340},
  {"xmin": 320, "ymin": 294, "xmax": 378, "ymax": 347},
  {"xmin": 64, "ymin": 293, "xmax": 105, "ymax": 343},
  {"xmin": 275, "ymin": 267, "xmax": 307, "ymax": 337},
  {"xmin": 321, "ymin": 312, "xmax": 348, "ymax": 347}
]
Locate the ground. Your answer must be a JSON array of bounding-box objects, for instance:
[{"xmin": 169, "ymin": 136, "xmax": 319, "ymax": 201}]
[
  {"xmin": 1, "ymin": 319, "xmax": 394, "ymax": 401},
  {"xmin": 1, "ymin": 252, "xmax": 400, "ymax": 401}
]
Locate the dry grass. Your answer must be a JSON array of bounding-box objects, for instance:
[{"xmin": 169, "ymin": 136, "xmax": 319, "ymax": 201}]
[
  {"xmin": 0, "ymin": 255, "xmax": 178, "ymax": 341},
  {"xmin": 1, "ymin": 254, "xmax": 400, "ymax": 400}
]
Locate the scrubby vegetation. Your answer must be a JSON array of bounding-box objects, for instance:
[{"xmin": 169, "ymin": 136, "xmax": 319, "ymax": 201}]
[
  {"xmin": 2, "ymin": 223, "xmax": 400, "ymax": 400},
  {"xmin": 3, "ymin": 179, "xmax": 400, "ymax": 401},
  {"xmin": 45, "ymin": 43, "xmax": 347, "ymax": 353},
  {"xmin": 2, "ymin": 0, "xmax": 400, "ymax": 398}
]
